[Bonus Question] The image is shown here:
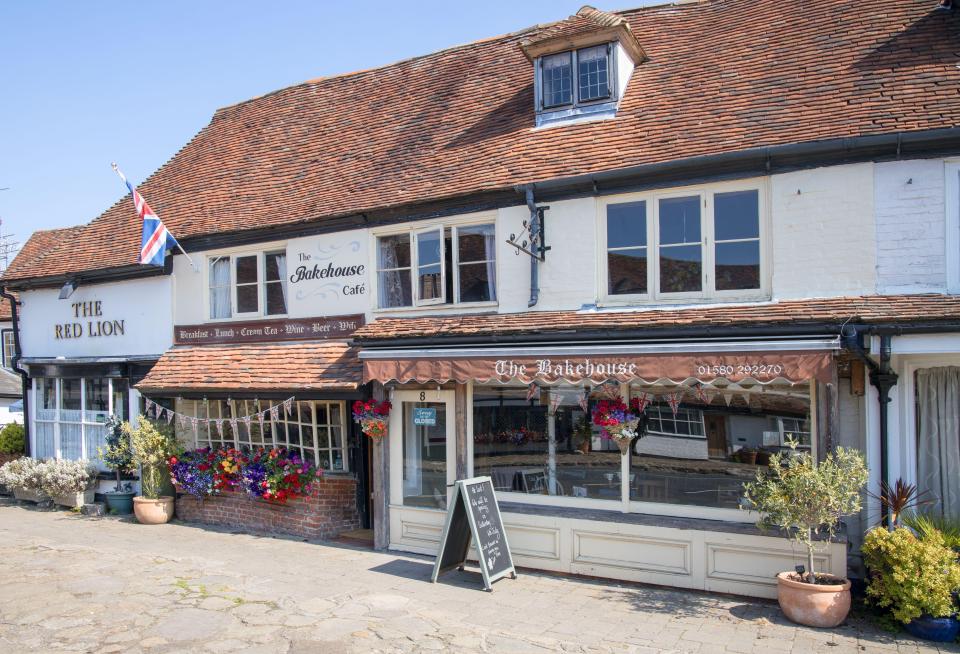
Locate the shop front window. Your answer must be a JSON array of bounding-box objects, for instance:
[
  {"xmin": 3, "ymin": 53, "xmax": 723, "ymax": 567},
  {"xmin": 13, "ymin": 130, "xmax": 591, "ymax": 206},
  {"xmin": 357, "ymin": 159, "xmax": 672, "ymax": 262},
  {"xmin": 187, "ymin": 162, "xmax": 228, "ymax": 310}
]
[
  {"xmin": 31, "ymin": 377, "xmax": 132, "ymax": 467},
  {"xmin": 472, "ymin": 386, "xmax": 622, "ymax": 502},
  {"xmin": 629, "ymin": 383, "xmax": 811, "ymax": 510},
  {"xmin": 174, "ymin": 398, "xmax": 347, "ymax": 471}
]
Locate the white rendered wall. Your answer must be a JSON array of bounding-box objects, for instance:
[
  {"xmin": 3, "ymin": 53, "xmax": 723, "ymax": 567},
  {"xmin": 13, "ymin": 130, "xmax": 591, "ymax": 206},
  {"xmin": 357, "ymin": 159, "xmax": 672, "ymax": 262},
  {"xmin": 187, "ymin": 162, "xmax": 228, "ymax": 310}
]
[
  {"xmin": 875, "ymin": 159, "xmax": 947, "ymax": 293},
  {"xmin": 771, "ymin": 163, "xmax": 876, "ymax": 299},
  {"xmin": 18, "ymin": 276, "xmax": 173, "ymax": 359}
]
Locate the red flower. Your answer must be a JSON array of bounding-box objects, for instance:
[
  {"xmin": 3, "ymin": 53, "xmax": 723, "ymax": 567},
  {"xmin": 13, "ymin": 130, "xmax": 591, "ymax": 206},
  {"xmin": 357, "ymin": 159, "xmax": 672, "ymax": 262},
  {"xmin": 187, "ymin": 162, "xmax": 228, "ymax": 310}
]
[{"xmin": 168, "ymin": 456, "xmax": 178, "ymax": 465}]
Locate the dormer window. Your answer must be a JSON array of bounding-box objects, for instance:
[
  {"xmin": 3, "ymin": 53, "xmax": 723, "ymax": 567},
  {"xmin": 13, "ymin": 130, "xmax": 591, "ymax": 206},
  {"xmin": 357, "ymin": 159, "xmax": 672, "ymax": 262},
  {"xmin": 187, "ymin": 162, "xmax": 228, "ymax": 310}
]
[
  {"xmin": 540, "ymin": 45, "xmax": 612, "ymax": 111},
  {"xmin": 522, "ymin": 7, "xmax": 646, "ymax": 128}
]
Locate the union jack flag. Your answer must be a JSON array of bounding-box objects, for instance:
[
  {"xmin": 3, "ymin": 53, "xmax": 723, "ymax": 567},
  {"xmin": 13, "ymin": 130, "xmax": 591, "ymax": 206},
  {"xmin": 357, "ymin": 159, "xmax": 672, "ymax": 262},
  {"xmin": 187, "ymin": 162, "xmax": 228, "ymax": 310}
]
[{"xmin": 125, "ymin": 180, "xmax": 180, "ymax": 266}]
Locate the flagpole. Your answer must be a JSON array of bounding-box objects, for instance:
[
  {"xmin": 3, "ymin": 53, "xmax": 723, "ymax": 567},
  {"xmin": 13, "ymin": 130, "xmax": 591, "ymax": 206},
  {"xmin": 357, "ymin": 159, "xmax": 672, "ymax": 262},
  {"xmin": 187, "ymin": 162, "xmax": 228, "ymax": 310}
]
[{"xmin": 111, "ymin": 163, "xmax": 199, "ymax": 271}]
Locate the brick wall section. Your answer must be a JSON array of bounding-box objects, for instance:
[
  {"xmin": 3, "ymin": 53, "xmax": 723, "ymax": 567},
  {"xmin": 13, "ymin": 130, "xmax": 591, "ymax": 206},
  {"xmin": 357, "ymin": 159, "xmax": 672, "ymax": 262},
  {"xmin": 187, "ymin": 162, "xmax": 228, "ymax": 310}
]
[
  {"xmin": 175, "ymin": 475, "xmax": 359, "ymax": 540},
  {"xmin": 875, "ymin": 159, "xmax": 947, "ymax": 293}
]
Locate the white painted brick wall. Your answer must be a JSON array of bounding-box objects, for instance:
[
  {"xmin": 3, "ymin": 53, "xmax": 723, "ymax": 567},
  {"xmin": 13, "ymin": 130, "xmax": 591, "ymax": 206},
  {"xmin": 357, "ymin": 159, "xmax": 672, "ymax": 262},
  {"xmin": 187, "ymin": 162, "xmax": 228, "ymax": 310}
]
[
  {"xmin": 635, "ymin": 434, "xmax": 709, "ymax": 460},
  {"xmin": 771, "ymin": 163, "xmax": 877, "ymax": 299},
  {"xmin": 875, "ymin": 159, "xmax": 947, "ymax": 293}
]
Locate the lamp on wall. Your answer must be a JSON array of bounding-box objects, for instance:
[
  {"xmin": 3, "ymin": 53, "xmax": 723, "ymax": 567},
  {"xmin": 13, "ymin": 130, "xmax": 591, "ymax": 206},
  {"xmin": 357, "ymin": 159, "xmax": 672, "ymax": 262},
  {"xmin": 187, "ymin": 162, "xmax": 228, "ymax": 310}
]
[{"xmin": 58, "ymin": 279, "xmax": 78, "ymax": 300}]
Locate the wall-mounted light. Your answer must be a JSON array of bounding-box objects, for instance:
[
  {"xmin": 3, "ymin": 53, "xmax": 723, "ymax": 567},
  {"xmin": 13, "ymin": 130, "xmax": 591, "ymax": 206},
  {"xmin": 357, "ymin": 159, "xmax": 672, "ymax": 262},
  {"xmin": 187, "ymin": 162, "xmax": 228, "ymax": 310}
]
[{"xmin": 58, "ymin": 279, "xmax": 78, "ymax": 300}]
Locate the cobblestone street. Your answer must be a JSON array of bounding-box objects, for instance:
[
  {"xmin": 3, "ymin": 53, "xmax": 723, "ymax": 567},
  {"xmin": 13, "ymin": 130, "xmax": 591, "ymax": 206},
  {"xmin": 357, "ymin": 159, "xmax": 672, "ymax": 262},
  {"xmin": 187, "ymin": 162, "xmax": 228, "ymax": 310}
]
[{"xmin": 0, "ymin": 502, "xmax": 957, "ymax": 654}]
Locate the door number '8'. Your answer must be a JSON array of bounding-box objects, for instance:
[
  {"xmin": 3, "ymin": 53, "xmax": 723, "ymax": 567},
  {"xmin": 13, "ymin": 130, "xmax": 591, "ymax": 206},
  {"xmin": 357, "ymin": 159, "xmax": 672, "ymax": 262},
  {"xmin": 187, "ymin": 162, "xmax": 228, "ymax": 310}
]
[{"xmin": 419, "ymin": 392, "xmax": 426, "ymax": 401}]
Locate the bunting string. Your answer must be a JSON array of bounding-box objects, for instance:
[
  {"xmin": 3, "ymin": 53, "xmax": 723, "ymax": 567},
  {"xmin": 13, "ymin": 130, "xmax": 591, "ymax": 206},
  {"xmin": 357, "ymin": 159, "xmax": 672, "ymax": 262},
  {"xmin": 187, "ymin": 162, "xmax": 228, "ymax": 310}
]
[{"xmin": 141, "ymin": 396, "xmax": 297, "ymax": 437}]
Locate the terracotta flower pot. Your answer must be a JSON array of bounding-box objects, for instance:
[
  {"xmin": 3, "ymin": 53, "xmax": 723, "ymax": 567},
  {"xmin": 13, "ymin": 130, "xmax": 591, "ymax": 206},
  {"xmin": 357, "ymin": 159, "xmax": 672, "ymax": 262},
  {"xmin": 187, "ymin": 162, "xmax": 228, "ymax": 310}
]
[
  {"xmin": 776, "ymin": 571, "xmax": 851, "ymax": 628},
  {"xmin": 133, "ymin": 496, "xmax": 174, "ymax": 525}
]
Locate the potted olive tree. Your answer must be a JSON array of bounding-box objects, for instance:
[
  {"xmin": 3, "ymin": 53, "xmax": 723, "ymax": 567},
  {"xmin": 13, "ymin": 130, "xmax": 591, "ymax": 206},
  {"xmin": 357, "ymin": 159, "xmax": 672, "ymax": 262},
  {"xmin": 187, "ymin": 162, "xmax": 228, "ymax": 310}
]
[
  {"xmin": 127, "ymin": 419, "xmax": 178, "ymax": 524},
  {"xmin": 743, "ymin": 442, "xmax": 868, "ymax": 628},
  {"xmin": 98, "ymin": 415, "xmax": 136, "ymax": 514}
]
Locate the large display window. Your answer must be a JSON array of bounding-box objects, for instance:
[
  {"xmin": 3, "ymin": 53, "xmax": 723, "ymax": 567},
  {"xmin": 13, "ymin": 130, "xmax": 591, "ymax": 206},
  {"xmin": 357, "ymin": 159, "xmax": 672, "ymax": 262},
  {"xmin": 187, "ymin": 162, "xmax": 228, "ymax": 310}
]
[
  {"xmin": 471, "ymin": 380, "xmax": 813, "ymax": 518},
  {"xmin": 33, "ymin": 377, "xmax": 130, "ymax": 466}
]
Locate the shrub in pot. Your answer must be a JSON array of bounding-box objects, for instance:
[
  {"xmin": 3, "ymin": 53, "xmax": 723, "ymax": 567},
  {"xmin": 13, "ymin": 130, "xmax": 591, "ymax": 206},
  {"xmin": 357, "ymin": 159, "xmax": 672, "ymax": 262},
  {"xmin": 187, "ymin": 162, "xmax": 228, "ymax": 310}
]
[
  {"xmin": 37, "ymin": 459, "xmax": 98, "ymax": 507},
  {"xmin": 743, "ymin": 442, "xmax": 868, "ymax": 628},
  {"xmin": 127, "ymin": 419, "xmax": 178, "ymax": 524},
  {"xmin": 98, "ymin": 416, "xmax": 136, "ymax": 514},
  {"xmin": 0, "ymin": 423, "xmax": 25, "ymax": 467},
  {"xmin": 0, "ymin": 456, "xmax": 45, "ymax": 501},
  {"xmin": 862, "ymin": 526, "xmax": 960, "ymax": 642}
]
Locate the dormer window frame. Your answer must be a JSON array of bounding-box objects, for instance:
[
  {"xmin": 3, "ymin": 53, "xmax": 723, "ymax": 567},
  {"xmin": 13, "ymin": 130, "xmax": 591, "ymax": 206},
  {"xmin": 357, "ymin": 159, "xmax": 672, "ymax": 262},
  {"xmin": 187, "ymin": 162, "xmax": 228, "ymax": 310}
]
[{"xmin": 535, "ymin": 41, "xmax": 618, "ymax": 114}]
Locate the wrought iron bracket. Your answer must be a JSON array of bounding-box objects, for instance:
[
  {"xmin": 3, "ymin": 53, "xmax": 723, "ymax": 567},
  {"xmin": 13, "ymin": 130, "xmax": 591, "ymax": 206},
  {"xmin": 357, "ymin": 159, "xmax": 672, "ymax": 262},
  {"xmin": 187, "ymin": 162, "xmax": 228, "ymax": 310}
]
[{"xmin": 506, "ymin": 206, "xmax": 551, "ymax": 262}]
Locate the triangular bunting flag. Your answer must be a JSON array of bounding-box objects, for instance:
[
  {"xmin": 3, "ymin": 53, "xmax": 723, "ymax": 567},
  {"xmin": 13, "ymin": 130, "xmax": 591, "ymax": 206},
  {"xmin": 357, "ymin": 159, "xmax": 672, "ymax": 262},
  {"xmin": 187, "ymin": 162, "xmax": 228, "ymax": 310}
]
[
  {"xmin": 270, "ymin": 405, "xmax": 280, "ymax": 422},
  {"xmin": 242, "ymin": 415, "xmax": 253, "ymax": 435},
  {"xmin": 190, "ymin": 417, "xmax": 199, "ymax": 439},
  {"xmin": 665, "ymin": 390, "xmax": 683, "ymax": 416},
  {"xmin": 722, "ymin": 391, "xmax": 735, "ymax": 406},
  {"xmin": 215, "ymin": 418, "xmax": 224, "ymax": 437},
  {"xmin": 229, "ymin": 417, "xmax": 238, "ymax": 436},
  {"xmin": 283, "ymin": 398, "xmax": 293, "ymax": 416},
  {"xmin": 165, "ymin": 408, "xmax": 175, "ymax": 425},
  {"xmin": 526, "ymin": 383, "xmax": 538, "ymax": 402},
  {"xmin": 549, "ymin": 392, "xmax": 562, "ymax": 414},
  {"xmin": 257, "ymin": 411, "xmax": 266, "ymax": 432},
  {"xmin": 578, "ymin": 389, "xmax": 589, "ymax": 412},
  {"xmin": 632, "ymin": 391, "xmax": 651, "ymax": 414},
  {"xmin": 694, "ymin": 383, "xmax": 709, "ymax": 404}
]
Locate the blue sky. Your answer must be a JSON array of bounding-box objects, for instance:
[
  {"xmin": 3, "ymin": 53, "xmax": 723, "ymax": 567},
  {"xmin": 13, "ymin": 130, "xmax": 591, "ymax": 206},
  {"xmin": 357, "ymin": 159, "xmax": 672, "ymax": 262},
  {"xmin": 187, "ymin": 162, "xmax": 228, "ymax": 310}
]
[{"xmin": 0, "ymin": 1, "xmax": 661, "ymax": 250}]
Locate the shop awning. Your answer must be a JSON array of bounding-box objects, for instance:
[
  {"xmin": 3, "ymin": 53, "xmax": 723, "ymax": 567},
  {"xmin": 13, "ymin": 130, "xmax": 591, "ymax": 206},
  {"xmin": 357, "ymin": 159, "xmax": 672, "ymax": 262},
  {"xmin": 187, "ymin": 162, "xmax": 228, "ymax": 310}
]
[
  {"xmin": 137, "ymin": 341, "xmax": 362, "ymax": 395},
  {"xmin": 360, "ymin": 339, "xmax": 840, "ymax": 386}
]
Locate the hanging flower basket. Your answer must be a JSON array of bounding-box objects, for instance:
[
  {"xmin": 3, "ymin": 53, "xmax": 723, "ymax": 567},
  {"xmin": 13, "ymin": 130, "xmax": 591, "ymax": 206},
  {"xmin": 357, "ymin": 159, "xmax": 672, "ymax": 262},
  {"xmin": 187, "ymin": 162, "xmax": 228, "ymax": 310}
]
[
  {"xmin": 353, "ymin": 400, "xmax": 392, "ymax": 440},
  {"xmin": 592, "ymin": 397, "xmax": 646, "ymax": 455}
]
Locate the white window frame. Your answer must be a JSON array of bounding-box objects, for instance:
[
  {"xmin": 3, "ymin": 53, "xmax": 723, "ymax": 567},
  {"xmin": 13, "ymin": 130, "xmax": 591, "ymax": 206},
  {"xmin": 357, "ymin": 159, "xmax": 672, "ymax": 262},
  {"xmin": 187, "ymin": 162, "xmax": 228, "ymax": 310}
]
[
  {"xmin": 205, "ymin": 249, "xmax": 290, "ymax": 322},
  {"xmin": 175, "ymin": 398, "xmax": 348, "ymax": 472},
  {"xmin": 598, "ymin": 179, "xmax": 770, "ymax": 305},
  {"xmin": 413, "ymin": 226, "xmax": 446, "ymax": 307},
  {"xmin": 30, "ymin": 377, "xmax": 126, "ymax": 468},
  {"xmin": 946, "ymin": 161, "xmax": 960, "ymax": 294},
  {"xmin": 1, "ymin": 329, "xmax": 14, "ymax": 369},
  {"xmin": 536, "ymin": 43, "xmax": 616, "ymax": 112},
  {"xmin": 646, "ymin": 405, "xmax": 706, "ymax": 439},
  {"xmin": 372, "ymin": 215, "xmax": 499, "ymax": 312}
]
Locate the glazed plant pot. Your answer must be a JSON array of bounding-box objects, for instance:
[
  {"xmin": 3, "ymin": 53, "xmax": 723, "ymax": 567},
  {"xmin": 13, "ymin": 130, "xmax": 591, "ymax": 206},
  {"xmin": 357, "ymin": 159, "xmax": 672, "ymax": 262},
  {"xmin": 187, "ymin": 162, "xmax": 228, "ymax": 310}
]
[
  {"xmin": 53, "ymin": 489, "xmax": 96, "ymax": 508},
  {"xmin": 104, "ymin": 491, "xmax": 135, "ymax": 515},
  {"xmin": 905, "ymin": 615, "xmax": 960, "ymax": 642},
  {"xmin": 133, "ymin": 496, "xmax": 174, "ymax": 525},
  {"xmin": 776, "ymin": 571, "xmax": 852, "ymax": 628}
]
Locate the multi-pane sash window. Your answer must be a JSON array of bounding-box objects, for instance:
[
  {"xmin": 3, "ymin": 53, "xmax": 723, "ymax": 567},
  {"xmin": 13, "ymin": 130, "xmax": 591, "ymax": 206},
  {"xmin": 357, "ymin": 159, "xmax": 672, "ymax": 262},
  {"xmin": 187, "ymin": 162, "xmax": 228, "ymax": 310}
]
[
  {"xmin": 714, "ymin": 191, "xmax": 761, "ymax": 291},
  {"xmin": 538, "ymin": 44, "xmax": 612, "ymax": 111},
  {"xmin": 174, "ymin": 399, "xmax": 347, "ymax": 471},
  {"xmin": 32, "ymin": 377, "xmax": 129, "ymax": 466},
  {"xmin": 577, "ymin": 45, "xmax": 610, "ymax": 102},
  {"xmin": 647, "ymin": 405, "xmax": 705, "ymax": 438},
  {"xmin": 659, "ymin": 196, "xmax": 703, "ymax": 294},
  {"xmin": 542, "ymin": 52, "xmax": 573, "ymax": 108},
  {"xmin": 207, "ymin": 251, "xmax": 288, "ymax": 320},
  {"xmin": 2, "ymin": 330, "xmax": 14, "ymax": 369},
  {"xmin": 606, "ymin": 201, "xmax": 647, "ymax": 295},
  {"xmin": 376, "ymin": 222, "xmax": 497, "ymax": 309},
  {"xmin": 605, "ymin": 187, "xmax": 763, "ymax": 300}
]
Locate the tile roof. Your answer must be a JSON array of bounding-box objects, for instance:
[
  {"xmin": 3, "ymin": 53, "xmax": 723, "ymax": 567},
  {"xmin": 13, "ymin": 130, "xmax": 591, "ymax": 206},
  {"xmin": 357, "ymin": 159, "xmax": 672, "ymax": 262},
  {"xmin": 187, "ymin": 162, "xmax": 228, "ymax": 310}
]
[
  {"xmin": 6, "ymin": 0, "xmax": 960, "ymax": 283},
  {"xmin": 352, "ymin": 294, "xmax": 960, "ymax": 342},
  {"xmin": 136, "ymin": 341, "xmax": 362, "ymax": 394},
  {"xmin": 0, "ymin": 368, "xmax": 21, "ymax": 398},
  {"xmin": 0, "ymin": 293, "xmax": 15, "ymax": 322}
]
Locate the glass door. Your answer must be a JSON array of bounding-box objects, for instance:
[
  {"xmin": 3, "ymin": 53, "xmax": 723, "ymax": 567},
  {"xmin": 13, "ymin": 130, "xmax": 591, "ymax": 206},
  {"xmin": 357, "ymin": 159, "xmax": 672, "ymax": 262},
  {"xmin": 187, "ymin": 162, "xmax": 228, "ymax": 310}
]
[{"xmin": 390, "ymin": 389, "xmax": 456, "ymax": 510}]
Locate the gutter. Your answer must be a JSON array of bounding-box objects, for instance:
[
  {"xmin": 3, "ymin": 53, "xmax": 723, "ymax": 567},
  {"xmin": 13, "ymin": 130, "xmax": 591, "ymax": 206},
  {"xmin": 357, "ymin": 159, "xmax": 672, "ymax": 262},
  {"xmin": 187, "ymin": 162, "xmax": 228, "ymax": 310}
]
[
  {"xmin": 0, "ymin": 287, "xmax": 29, "ymax": 455},
  {"xmin": 523, "ymin": 186, "xmax": 540, "ymax": 308},
  {"xmin": 354, "ymin": 320, "xmax": 960, "ymax": 350}
]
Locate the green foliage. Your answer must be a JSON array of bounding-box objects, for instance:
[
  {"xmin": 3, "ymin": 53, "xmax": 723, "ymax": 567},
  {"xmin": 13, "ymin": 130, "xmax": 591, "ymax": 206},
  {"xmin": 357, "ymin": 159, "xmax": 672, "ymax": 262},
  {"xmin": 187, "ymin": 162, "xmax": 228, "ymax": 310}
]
[
  {"xmin": 0, "ymin": 423, "xmax": 25, "ymax": 454},
  {"xmin": 902, "ymin": 512, "xmax": 960, "ymax": 551},
  {"xmin": 862, "ymin": 526, "xmax": 960, "ymax": 624},
  {"xmin": 127, "ymin": 419, "xmax": 178, "ymax": 500},
  {"xmin": 742, "ymin": 442, "xmax": 868, "ymax": 583},
  {"xmin": 98, "ymin": 415, "xmax": 134, "ymax": 474}
]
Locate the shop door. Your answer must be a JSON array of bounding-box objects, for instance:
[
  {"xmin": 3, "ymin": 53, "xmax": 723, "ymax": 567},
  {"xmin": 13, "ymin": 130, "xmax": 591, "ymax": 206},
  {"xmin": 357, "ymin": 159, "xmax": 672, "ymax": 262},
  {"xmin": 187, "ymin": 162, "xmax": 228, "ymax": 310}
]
[{"xmin": 389, "ymin": 389, "xmax": 456, "ymax": 510}]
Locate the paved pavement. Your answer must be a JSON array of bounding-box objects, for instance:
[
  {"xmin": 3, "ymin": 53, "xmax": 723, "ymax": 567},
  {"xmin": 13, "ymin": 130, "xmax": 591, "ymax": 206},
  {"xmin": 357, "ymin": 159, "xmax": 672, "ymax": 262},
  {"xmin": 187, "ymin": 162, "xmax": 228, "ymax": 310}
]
[{"xmin": 0, "ymin": 501, "xmax": 957, "ymax": 654}]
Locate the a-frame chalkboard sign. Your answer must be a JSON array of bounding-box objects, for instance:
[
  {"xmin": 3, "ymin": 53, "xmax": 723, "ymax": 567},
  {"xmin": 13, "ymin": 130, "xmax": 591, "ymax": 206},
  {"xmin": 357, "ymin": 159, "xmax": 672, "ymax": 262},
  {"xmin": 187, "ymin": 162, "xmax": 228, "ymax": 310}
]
[{"xmin": 431, "ymin": 476, "xmax": 517, "ymax": 591}]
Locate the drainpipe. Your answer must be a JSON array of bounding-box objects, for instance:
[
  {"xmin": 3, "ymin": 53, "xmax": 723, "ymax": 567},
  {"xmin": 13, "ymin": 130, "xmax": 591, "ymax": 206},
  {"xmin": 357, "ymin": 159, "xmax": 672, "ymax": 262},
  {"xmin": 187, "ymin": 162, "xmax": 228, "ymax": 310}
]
[
  {"xmin": 524, "ymin": 186, "xmax": 540, "ymax": 308},
  {"xmin": 0, "ymin": 287, "xmax": 29, "ymax": 456},
  {"xmin": 843, "ymin": 327, "xmax": 897, "ymax": 524}
]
